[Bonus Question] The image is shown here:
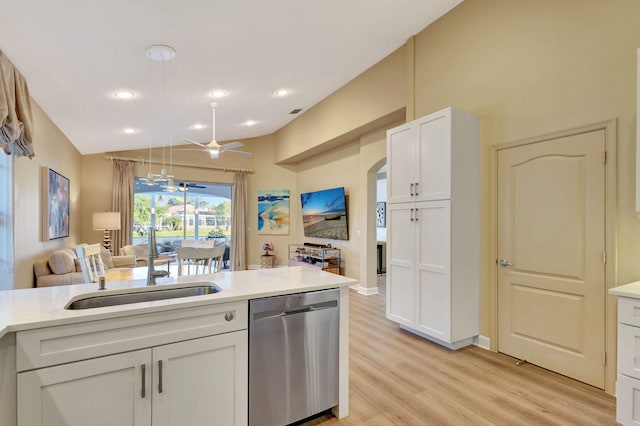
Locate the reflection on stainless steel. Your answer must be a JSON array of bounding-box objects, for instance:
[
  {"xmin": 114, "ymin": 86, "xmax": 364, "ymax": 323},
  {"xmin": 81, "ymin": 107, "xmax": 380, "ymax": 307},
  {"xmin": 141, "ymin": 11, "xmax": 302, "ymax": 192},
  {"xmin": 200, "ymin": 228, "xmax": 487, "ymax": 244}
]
[
  {"xmin": 65, "ymin": 284, "xmax": 222, "ymax": 310},
  {"xmin": 249, "ymin": 288, "xmax": 339, "ymax": 426}
]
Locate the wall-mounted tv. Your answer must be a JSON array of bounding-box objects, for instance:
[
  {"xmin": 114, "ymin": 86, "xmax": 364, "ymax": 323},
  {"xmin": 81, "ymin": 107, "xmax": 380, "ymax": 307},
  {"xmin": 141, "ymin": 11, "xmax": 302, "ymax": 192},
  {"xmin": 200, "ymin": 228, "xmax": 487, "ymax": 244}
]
[{"xmin": 300, "ymin": 186, "xmax": 349, "ymax": 241}]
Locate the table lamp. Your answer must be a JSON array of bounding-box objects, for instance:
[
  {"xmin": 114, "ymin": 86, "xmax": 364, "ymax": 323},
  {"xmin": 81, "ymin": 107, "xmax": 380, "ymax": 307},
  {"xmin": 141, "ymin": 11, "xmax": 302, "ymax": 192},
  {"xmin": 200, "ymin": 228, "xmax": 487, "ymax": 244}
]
[{"xmin": 93, "ymin": 212, "xmax": 121, "ymax": 254}]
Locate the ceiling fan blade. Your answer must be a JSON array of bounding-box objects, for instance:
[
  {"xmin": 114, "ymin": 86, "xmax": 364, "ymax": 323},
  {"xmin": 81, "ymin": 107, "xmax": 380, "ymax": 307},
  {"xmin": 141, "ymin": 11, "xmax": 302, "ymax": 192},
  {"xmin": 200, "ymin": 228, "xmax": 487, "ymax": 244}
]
[
  {"xmin": 174, "ymin": 148, "xmax": 208, "ymax": 152},
  {"xmin": 225, "ymin": 150, "xmax": 253, "ymax": 157},
  {"xmin": 219, "ymin": 141, "xmax": 244, "ymax": 151},
  {"xmin": 182, "ymin": 137, "xmax": 209, "ymax": 149}
]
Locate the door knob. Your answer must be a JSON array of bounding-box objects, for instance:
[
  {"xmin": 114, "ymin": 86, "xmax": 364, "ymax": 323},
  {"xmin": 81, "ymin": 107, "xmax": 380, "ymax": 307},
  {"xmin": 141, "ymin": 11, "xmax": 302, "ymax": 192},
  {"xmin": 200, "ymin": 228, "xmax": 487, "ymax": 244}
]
[{"xmin": 498, "ymin": 259, "xmax": 512, "ymax": 267}]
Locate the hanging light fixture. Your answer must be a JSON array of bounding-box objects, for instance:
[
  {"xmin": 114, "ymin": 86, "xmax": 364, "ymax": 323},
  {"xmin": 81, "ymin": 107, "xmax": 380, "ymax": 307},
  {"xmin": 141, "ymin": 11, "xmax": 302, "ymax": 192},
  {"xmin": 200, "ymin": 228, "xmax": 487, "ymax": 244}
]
[{"xmin": 145, "ymin": 44, "xmax": 176, "ymax": 186}]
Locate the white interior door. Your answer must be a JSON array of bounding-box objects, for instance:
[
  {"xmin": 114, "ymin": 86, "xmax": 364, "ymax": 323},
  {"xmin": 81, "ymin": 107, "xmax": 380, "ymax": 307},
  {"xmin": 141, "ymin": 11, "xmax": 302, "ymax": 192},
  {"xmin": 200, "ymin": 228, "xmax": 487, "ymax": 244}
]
[{"xmin": 497, "ymin": 129, "xmax": 606, "ymax": 388}]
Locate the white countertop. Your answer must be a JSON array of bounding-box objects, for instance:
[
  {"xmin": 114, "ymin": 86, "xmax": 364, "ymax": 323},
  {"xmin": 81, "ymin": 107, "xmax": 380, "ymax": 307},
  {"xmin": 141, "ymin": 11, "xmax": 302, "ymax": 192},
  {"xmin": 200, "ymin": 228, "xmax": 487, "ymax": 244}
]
[
  {"xmin": 0, "ymin": 266, "xmax": 356, "ymax": 340},
  {"xmin": 609, "ymin": 281, "xmax": 640, "ymax": 298}
]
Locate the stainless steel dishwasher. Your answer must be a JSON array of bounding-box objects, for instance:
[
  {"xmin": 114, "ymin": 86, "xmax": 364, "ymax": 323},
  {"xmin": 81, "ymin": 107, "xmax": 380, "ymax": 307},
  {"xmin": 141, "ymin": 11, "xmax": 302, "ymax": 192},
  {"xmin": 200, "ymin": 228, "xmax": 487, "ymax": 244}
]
[{"xmin": 249, "ymin": 288, "xmax": 339, "ymax": 426}]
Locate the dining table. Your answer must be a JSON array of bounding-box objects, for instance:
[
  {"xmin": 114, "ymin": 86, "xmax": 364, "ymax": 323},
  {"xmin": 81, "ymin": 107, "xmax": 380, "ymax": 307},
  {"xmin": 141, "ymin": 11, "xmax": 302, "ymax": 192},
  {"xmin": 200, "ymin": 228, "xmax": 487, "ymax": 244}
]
[{"xmin": 104, "ymin": 264, "xmax": 181, "ymax": 282}]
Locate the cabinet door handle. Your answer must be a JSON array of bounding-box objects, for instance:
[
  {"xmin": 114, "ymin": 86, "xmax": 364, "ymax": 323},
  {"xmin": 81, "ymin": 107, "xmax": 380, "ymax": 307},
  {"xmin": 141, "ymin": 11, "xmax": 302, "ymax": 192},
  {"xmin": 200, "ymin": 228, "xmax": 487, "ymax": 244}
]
[
  {"xmin": 410, "ymin": 183, "xmax": 414, "ymax": 196},
  {"xmin": 415, "ymin": 209, "xmax": 419, "ymax": 221},
  {"xmin": 410, "ymin": 208, "xmax": 414, "ymax": 221},
  {"xmin": 141, "ymin": 364, "xmax": 146, "ymax": 398},
  {"xmin": 414, "ymin": 182, "xmax": 419, "ymax": 196},
  {"xmin": 158, "ymin": 360, "xmax": 163, "ymax": 393}
]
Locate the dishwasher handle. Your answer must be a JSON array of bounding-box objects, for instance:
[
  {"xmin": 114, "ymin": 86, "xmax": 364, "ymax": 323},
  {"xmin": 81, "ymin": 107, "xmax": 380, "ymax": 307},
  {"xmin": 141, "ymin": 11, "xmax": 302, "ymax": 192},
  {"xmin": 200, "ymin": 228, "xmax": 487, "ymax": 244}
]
[{"xmin": 254, "ymin": 300, "xmax": 338, "ymax": 321}]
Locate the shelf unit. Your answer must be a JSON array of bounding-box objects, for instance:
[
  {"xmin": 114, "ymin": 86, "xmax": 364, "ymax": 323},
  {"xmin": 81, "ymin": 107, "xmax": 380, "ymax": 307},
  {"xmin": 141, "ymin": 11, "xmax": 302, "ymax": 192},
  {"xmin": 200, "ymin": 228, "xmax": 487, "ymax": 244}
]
[{"xmin": 288, "ymin": 244, "xmax": 341, "ymax": 275}]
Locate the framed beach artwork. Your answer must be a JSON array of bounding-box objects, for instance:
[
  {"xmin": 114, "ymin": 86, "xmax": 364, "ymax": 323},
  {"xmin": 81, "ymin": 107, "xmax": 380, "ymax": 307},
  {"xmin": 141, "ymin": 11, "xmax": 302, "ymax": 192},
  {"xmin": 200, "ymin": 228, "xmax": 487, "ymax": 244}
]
[
  {"xmin": 42, "ymin": 166, "xmax": 70, "ymax": 240},
  {"xmin": 258, "ymin": 189, "xmax": 290, "ymax": 235}
]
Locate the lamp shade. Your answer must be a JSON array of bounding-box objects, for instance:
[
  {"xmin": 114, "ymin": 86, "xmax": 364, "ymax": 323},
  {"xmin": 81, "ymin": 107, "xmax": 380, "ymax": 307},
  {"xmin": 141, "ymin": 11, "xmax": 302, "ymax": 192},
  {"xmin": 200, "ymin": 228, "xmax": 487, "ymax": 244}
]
[{"xmin": 93, "ymin": 212, "xmax": 121, "ymax": 231}]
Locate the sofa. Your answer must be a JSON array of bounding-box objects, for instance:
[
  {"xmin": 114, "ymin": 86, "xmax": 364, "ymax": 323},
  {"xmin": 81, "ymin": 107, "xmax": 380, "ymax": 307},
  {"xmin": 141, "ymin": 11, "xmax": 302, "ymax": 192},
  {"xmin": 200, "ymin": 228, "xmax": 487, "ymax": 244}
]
[
  {"xmin": 120, "ymin": 243, "xmax": 171, "ymax": 267},
  {"xmin": 34, "ymin": 245, "xmax": 136, "ymax": 287}
]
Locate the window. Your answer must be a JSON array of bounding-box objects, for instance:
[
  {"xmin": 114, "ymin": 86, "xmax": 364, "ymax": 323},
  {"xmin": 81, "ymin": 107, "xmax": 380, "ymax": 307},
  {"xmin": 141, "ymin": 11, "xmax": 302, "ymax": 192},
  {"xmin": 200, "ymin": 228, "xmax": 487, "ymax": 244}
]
[
  {"xmin": 0, "ymin": 153, "xmax": 13, "ymax": 289},
  {"xmin": 133, "ymin": 178, "xmax": 232, "ymax": 256}
]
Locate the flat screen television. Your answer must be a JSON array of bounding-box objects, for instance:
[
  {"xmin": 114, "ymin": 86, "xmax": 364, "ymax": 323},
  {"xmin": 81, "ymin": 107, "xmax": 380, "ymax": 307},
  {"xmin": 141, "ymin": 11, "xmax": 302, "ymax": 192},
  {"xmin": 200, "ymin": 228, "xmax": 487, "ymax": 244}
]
[{"xmin": 300, "ymin": 186, "xmax": 349, "ymax": 240}]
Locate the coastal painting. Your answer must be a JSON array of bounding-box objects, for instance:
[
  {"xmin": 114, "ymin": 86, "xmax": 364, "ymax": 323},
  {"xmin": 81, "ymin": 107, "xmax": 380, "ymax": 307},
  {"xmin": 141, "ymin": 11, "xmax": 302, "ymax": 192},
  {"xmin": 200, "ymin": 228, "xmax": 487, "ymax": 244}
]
[
  {"xmin": 258, "ymin": 189, "xmax": 290, "ymax": 235},
  {"xmin": 43, "ymin": 167, "xmax": 70, "ymax": 240},
  {"xmin": 300, "ymin": 187, "xmax": 349, "ymax": 241}
]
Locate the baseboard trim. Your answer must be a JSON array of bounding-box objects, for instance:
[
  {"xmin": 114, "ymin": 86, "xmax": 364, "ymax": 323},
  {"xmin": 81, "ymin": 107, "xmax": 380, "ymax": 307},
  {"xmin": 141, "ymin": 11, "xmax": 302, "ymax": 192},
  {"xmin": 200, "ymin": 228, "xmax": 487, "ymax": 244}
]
[
  {"xmin": 352, "ymin": 286, "xmax": 379, "ymax": 296},
  {"xmin": 474, "ymin": 335, "xmax": 491, "ymax": 350},
  {"xmin": 398, "ymin": 325, "xmax": 474, "ymax": 350}
]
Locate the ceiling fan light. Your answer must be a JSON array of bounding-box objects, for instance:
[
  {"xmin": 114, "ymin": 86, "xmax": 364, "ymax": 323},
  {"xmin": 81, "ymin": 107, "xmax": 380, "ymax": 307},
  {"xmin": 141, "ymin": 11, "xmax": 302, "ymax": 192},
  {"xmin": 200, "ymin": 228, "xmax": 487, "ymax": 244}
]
[
  {"xmin": 209, "ymin": 149, "xmax": 219, "ymax": 159},
  {"xmin": 165, "ymin": 179, "xmax": 177, "ymax": 192}
]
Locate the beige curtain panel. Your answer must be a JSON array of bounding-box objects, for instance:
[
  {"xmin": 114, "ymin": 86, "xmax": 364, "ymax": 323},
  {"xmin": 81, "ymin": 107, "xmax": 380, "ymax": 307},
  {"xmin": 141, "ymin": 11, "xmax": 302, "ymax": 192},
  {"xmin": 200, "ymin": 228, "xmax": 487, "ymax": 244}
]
[
  {"xmin": 231, "ymin": 171, "xmax": 248, "ymax": 271},
  {"xmin": 112, "ymin": 159, "xmax": 135, "ymax": 253},
  {"xmin": 0, "ymin": 50, "xmax": 34, "ymax": 158}
]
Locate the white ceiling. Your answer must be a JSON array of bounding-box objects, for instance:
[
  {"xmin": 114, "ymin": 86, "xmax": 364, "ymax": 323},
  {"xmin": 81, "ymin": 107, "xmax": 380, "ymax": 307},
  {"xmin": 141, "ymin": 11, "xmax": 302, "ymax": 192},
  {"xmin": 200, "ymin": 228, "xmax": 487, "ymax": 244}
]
[{"xmin": 0, "ymin": 0, "xmax": 462, "ymax": 155}]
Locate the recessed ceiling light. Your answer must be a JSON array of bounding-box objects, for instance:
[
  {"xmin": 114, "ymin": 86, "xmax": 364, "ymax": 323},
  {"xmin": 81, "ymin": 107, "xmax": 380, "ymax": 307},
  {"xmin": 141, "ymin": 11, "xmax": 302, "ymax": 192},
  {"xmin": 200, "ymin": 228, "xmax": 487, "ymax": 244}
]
[
  {"xmin": 192, "ymin": 123, "xmax": 206, "ymax": 130},
  {"xmin": 208, "ymin": 89, "xmax": 228, "ymax": 99},
  {"xmin": 122, "ymin": 128, "xmax": 136, "ymax": 134},
  {"xmin": 114, "ymin": 90, "xmax": 135, "ymax": 100},
  {"xmin": 274, "ymin": 88, "xmax": 291, "ymax": 97},
  {"xmin": 243, "ymin": 120, "xmax": 258, "ymax": 127}
]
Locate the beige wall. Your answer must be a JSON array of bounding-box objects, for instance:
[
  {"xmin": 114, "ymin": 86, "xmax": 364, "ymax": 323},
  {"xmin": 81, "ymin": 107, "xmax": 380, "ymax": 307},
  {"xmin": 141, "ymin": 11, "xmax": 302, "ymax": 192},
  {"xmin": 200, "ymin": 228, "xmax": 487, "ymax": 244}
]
[
  {"xmin": 80, "ymin": 141, "xmax": 257, "ymax": 251},
  {"xmin": 13, "ymin": 101, "xmax": 82, "ymax": 289},
  {"xmin": 412, "ymin": 0, "xmax": 640, "ymax": 339},
  {"xmin": 245, "ymin": 134, "xmax": 298, "ymax": 266},
  {"xmin": 294, "ymin": 141, "xmax": 361, "ymax": 278},
  {"xmin": 274, "ymin": 47, "xmax": 407, "ymax": 163}
]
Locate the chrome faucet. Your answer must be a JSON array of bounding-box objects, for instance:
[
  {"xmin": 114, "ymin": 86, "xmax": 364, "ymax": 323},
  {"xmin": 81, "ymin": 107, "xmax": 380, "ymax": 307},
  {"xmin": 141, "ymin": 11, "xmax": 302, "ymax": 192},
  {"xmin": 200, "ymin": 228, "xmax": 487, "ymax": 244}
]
[{"xmin": 147, "ymin": 228, "xmax": 170, "ymax": 285}]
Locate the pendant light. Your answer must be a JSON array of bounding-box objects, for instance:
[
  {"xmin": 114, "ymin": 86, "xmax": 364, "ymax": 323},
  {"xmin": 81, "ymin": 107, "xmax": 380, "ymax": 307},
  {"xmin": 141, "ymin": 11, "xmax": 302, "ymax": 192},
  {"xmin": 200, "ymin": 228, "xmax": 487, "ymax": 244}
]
[{"xmin": 145, "ymin": 44, "xmax": 176, "ymax": 186}]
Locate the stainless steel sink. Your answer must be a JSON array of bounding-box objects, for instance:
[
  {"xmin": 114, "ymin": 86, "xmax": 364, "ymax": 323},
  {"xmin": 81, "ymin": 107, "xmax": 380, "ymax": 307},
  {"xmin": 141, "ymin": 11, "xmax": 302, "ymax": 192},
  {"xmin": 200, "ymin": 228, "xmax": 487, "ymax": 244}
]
[{"xmin": 65, "ymin": 283, "xmax": 222, "ymax": 310}]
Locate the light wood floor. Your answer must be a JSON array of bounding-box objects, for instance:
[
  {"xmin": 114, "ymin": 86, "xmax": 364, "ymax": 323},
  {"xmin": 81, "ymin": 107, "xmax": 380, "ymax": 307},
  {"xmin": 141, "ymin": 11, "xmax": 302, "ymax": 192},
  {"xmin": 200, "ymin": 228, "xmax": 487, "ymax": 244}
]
[{"xmin": 306, "ymin": 275, "xmax": 616, "ymax": 425}]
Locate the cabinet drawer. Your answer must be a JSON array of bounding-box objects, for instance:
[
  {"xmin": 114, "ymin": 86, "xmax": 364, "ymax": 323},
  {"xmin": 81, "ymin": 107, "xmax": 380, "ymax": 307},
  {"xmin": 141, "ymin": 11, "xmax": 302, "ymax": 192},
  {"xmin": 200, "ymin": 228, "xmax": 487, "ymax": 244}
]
[
  {"xmin": 619, "ymin": 297, "xmax": 640, "ymax": 328},
  {"xmin": 17, "ymin": 301, "xmax": 247, "ymax": 372},
  {"xmin": 617, "ymin": 373, "xmax": 640, "ymax": 425},
  {"xmin": 618, "ymin": 323, "xmax": 640, "ymax": 381}
]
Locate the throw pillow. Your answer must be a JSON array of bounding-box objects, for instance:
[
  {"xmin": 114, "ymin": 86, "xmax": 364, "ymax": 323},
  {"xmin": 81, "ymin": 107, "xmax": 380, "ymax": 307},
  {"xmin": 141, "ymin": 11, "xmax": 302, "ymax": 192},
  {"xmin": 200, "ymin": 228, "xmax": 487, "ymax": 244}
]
[
  {"xmin": 48, "ymin": 250, "xmax": 75, "ymax": 275},
  {"xmin": 100, "ymin": 246, "xmax": 115, "ymax": 269}
]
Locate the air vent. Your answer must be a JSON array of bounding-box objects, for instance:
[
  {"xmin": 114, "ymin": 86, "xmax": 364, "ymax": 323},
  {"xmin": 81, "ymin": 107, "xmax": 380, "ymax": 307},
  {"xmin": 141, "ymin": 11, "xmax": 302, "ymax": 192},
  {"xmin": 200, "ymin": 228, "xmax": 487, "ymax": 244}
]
[{"xmin": 290, "ymin": 108, "xmax": 303, "ymax": 115}]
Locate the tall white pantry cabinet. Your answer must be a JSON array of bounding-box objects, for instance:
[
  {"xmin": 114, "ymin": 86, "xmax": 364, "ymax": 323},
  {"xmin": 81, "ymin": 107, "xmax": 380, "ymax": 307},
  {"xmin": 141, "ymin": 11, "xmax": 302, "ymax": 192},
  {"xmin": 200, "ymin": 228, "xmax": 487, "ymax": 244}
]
[{"xmin": 386, "ymin": 107, "xmax": 480, "ymax": 349}]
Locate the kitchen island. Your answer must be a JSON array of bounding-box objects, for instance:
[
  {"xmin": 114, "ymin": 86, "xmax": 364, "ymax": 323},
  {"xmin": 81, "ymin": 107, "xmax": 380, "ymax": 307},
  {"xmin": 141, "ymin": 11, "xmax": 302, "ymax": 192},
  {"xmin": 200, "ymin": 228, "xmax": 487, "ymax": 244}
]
[{"xmin": 0, "ymin": 266, "xmax": 355, "ymax": 426}]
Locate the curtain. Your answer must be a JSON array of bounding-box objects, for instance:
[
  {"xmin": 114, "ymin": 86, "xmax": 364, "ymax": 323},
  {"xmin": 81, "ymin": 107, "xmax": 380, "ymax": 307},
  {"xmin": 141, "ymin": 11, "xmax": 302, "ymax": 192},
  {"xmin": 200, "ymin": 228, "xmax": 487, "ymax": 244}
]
[
  {"xmin": 112, "ymin": 159, "xmax": 135, "ymax": 254},
  {"xmin": 231, "ymin": 171, "xmax": 247, "ymax": 271},
  {"xmin": 0, "ymin": 153, "xmax": 13, "ymax": 289},
  {"xmin": 0, "ymin": 50, "xmax": 34, "ymax": 158}
]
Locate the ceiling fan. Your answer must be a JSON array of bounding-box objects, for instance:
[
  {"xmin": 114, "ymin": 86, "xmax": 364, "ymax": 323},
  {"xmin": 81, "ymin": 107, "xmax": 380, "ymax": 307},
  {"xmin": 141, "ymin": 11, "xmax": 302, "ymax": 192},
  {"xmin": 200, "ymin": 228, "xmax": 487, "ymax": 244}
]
[{"xmin": 181, "ymin": 102, "xmax": 253, "ymax": 159}]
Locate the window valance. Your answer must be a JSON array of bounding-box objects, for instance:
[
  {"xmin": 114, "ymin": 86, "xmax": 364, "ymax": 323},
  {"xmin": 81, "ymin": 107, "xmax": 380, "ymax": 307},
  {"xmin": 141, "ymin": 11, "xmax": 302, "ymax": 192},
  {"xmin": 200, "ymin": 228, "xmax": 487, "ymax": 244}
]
[{"xmin": 0, "ymin": 50, "xmax": 34, "ymax": 158}]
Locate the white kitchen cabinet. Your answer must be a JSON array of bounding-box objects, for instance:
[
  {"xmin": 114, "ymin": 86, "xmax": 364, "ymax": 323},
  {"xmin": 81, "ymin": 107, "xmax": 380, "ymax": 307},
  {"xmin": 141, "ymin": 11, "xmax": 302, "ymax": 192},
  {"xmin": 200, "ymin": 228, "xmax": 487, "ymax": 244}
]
[
  {"xmin": 615, "ymin": 296, "xmax": 640, "ymax": 425},
  {"xmin": 16, "ymin": 301, "xmax": 247, "ymax": 426},
  {"xmin": 18, "ymin": 349, "xmax": 152, "ymax": 426},
  {"xmin": 388, "ymin": 107, "xmax": 474, "ymax": 204},
  {"xmin": 153, "ymin": 331, "xmax": 247, "ymax": 426},
  {"xmin": 386, "ymin": 107, "xmax": 480, "ymax": 349}
]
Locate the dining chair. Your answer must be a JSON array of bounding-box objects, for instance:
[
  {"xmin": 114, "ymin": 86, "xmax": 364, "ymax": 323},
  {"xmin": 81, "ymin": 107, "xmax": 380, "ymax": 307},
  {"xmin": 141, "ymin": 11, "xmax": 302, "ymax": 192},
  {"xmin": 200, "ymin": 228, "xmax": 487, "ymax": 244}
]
[
  {"xmin": 177, "ymin": 246, "xmax": 221, "ymax": 276},
  {"xmin": 76, "ymin": 244, "xmax": 106, "ymax": 283},
  {"xmin": 209, "ymin": 244, "xmax": 226, "ymax": 273}
]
